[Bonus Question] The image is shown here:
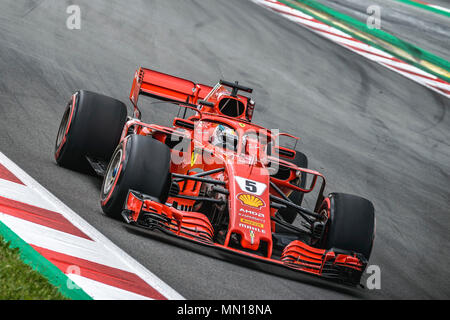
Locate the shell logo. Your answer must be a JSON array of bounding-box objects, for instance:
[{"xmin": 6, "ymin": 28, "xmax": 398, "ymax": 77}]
[{"xmin": 237, "ymin": 193, "xmax": 265, "ymax": 209}]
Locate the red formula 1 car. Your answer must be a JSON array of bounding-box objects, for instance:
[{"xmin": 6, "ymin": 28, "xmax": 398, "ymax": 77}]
[{"xmin": 54, "ymin": 67, "xmax": 375, "ymax": 286}]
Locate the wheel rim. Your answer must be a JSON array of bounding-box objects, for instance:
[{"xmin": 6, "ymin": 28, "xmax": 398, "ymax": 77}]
[
  {"xmin": 101, "ymin": 148, "xmax": 123, "ymax": 200},
  {"xmin": 55, "ymin": 105, "xmax": 71, "ymax": 152}
]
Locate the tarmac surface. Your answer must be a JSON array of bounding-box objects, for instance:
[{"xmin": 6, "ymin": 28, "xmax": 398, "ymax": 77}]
[{"xmin": 0, "ymin": 0, "xmax": 449, "ymax": 299}]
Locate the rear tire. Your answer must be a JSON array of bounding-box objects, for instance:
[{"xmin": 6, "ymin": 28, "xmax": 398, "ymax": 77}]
[
  {"xmin": 320, "ymin": 193, "xmax": 375, "ymax": 260},
  {"xmin": 100, "ymin": 134, "xmax": 172, "ymax": 219},
  {"xmin": 277, "ymin": 150, "xmax": 308, "ymax": 224},
  {"xmin": 54, "ymin": 90, "xmax": 127, "ymax": 171}
]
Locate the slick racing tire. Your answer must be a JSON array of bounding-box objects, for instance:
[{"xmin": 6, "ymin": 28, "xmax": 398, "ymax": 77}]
[
  {"xmin": 277, "ymin": 150, "xmax": 308, "ymax": 224},
  {"xmin": 54, "ymin": 90, "xmax": 127, "ymax": 171},
  {"xmin": 100, "ymin": 134, "xmax": 172, "ymax": 219},
  {"xmin": 319, "ymin": 193, "xmax": 375, "ymax": 260}
]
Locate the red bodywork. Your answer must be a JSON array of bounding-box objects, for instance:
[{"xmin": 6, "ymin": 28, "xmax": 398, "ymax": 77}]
[{"xmin": 121, "ymin": 67, "xmax": 367, "ymax": 286}]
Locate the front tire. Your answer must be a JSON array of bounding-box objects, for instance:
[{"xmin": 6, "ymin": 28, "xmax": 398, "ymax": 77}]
[
  {"xmin": 100, "ymin": 134, "xmax": 172, "ymax": 219},
  {"xmin": 320, "ymin": 193, "xmax": 375, "ymax": 260}
]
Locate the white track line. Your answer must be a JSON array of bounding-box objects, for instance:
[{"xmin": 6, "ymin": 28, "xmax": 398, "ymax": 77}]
[
  {"xmin": 0, "ymin": 213, "xmax": 128, "ymax": 270},
  {"xmin": 251, "ymin": 0, "xmax": 450, "ymax": 98},
  {"xmin": 0, "ymin": 151, "xmax": 184, "ymax": 300},
  {"xmin": 0, "ymin": 178, "xmax": 58, "ymax": 212},
  {"xmin": 430, "ymin": 5, "xmax": 450, "ymax": 13},
  {"xmin": 67, "ymin": 274, "xmax": 153, "ymax": 300}
]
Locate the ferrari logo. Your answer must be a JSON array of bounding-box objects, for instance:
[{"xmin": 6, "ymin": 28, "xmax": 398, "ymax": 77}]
[{"xmin": 249, "ymin": 230, "xmax": 255, "ymax": 245}]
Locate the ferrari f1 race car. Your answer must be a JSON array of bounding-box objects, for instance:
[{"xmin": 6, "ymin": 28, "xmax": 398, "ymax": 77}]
[{"xmin": 54, "ymin": 67, "xmax": 375, "ymax": 287}]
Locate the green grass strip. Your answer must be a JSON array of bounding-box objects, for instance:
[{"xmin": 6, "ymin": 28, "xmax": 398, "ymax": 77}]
[
  {"xmin": 394, "ymin": 0, "xmax": 450, "ymax": 18},
  {"xmin": 277, "ymin": 0, "xmax": 450, "ymax": 83},
  {"xmin": 0, "ymin": 220, "xmax": 92, "ymax": 300}
]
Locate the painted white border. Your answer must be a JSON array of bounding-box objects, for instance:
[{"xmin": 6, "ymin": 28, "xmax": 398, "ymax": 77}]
[
  {"xmin": 0, "ymin": 151, "xmax": 184, "ymax": 300},
  {"xmin": 251, "ymin": 0, "xmax": 450, "ymax": 99}
]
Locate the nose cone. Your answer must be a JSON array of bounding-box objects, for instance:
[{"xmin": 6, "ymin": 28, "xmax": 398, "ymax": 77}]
[{"xmin": 224, "ymin": 160, "xmax": 273, "ymax": 257}]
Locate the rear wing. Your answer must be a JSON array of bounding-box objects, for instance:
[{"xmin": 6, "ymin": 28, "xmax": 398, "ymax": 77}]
[{"xmin": 129, "ymin": 67, "xmax": 213, "ymax": 119}]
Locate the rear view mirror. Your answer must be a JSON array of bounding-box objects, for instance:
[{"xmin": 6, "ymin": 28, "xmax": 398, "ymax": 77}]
[
  {"xmin": 173, "ymin": 118, "xmax": 195, "ymax": 130},
  {"xmin": 274, "ymin": 146, "xmax": 296, "ymax": 159}
]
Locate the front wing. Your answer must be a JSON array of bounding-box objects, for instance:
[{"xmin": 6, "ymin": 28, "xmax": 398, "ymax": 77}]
[{"xmin": 122, "ymin": 191, "xmax": 367, "ymax": 287}]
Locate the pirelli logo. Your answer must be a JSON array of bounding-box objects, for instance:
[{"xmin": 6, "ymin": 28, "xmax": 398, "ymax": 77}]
[{"xmin": 240, "ymin": 218, "xmax": 264, "ymax": 228}]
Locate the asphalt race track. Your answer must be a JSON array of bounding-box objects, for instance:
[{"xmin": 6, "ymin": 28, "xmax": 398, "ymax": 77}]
[{"xmin": 1, "ymin": 0, "xmax": 449, "ymax": 299}]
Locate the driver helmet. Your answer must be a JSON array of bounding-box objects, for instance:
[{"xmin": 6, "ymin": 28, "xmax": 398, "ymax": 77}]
[{"xmin": 210, "ymin": 124, "xmax": 238, "ymax": 150}]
